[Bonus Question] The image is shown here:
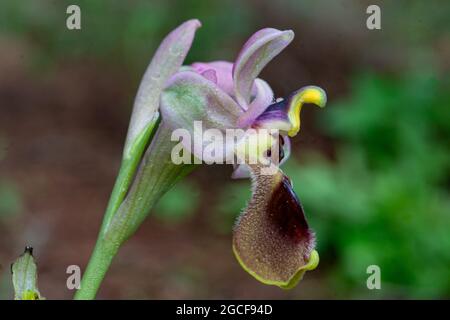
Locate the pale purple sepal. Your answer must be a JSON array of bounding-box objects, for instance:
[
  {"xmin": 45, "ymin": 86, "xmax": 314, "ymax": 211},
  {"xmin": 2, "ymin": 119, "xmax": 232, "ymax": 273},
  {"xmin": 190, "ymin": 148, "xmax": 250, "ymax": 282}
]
[
  {"xmin": 125, "ymin": 19, "xmax": 201, "ymax": 156},
  {"xmin": 161, "ymin": 71, "xmax": 242, "ymax": 161}
]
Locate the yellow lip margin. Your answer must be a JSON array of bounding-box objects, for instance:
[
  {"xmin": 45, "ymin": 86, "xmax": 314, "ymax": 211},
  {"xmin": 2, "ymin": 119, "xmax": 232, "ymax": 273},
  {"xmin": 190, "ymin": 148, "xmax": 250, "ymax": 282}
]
[
  {"xmin": 287, "ymin": 86, "xmax": 327, "ymax": 137},
  {"xmin": 232, "ymin": 245, "xmax": 319, "ymax": 289}
]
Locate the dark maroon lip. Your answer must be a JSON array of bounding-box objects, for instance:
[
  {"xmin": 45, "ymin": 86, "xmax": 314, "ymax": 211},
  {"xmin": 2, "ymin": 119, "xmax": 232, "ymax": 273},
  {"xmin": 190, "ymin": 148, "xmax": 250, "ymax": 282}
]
[{"xmin": 267, "ymin": 174, "xmax": 311, "ymax": 244}]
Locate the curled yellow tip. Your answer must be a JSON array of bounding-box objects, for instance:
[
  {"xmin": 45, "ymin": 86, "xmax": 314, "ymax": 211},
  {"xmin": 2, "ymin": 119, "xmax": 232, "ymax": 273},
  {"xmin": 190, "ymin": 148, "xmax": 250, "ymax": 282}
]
[
  {"xmin": 287, "ymin": 86, "xmax": 327, "ymax": 137},
  {"xmin": 299, "ymin": 86, "xmax": 327, "ymax": 108},
  {"xmin": 280, "ymin": 250, "xmax": 319, "ymax": 289}
]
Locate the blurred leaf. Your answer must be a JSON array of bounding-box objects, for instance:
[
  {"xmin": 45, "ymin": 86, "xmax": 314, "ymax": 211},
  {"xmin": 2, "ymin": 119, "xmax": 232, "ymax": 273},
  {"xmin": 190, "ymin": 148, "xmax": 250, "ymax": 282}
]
[
  {"xmin": 0, "ymin": 180, "xmax": 23, "ymax": 219},
  {"xmin": 210, "ymin": 181, "xmax": 251, "ymax": 234},
  {"xmin": 284, "ymin": 71, "xmax": 450, "ymax": 298},
  {"xmin": 154, "ymin": 181, "xmax": 200, "ymax": 223},
  {"xmin": 0, "ymin": 0, "xmax": 253, "ymax": 71}
]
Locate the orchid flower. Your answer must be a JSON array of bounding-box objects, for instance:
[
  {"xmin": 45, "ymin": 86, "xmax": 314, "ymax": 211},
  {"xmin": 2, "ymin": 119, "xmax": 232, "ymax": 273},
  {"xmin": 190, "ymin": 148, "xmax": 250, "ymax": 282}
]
[{"xmin": 75, "ymin": 20, "xmax": 326, "ymax": 299}]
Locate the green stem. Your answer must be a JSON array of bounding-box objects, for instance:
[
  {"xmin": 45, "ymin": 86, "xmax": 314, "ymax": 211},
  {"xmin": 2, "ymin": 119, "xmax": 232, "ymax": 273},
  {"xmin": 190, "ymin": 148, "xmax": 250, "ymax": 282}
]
[
  {"xmin": 73, "ymin": 239, "xmax": 118, "ymax": 300},
  {"xmin": 74, "ymin": 122, "xmax": 194, "ymax": 299}
]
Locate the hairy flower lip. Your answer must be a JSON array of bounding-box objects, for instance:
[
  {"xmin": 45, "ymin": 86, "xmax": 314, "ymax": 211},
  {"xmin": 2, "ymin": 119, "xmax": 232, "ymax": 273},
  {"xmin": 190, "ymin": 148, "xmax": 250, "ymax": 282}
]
[{"xmin": 232, "ymin": 166, "xmax": 318, "ymax": 288}]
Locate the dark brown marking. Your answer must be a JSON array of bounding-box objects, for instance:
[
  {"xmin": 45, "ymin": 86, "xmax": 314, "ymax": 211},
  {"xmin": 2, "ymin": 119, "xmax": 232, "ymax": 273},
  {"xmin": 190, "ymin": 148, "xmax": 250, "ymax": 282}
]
[{"xmin": 267, "ymin": 175, "xmax": 311, "ymax": 243}]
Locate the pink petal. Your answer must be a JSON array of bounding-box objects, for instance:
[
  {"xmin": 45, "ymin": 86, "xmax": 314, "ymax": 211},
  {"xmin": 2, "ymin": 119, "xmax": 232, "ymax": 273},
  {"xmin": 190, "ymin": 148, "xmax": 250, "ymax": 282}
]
[
  {"xmin": 191, "ymin": 61, "xmax": 235, "ymax": 97},
  {"xmin": 233, "ymin": 28, "xmax": 294, "ymax": 108},
  {"xmin": 200, "ymin": 69, "xmax": 218, "ymax": 84}
]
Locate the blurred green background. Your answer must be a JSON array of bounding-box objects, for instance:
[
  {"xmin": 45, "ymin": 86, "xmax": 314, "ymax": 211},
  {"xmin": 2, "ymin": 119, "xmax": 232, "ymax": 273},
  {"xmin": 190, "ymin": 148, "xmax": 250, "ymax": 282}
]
[{"xmin": 0, "ymin": 0, "xmax": 449, "ymax": 299}]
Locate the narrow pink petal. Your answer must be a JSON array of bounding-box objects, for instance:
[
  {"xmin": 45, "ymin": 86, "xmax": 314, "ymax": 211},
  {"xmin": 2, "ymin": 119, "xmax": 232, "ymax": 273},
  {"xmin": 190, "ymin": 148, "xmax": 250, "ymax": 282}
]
[{"xmin": 233, "ymin": 28, "xmax": 294, "ymax": 107}]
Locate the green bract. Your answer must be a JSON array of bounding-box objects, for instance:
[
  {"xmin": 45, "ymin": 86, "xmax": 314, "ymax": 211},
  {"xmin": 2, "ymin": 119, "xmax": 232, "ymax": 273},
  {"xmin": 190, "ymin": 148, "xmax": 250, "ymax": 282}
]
[{"xmin": 12, "ymin": 247, "xmax": 44, "ymax": 300}]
